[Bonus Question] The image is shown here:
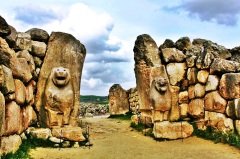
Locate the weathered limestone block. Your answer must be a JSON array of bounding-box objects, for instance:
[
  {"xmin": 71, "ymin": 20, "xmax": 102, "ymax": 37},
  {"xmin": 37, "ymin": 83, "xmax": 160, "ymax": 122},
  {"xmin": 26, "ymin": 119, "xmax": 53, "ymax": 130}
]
[
  {"xmin": 180, "ymin": 103, "xmax": 188, "ymax": 118},
  {"xmin": 26, "ymin": 28, "xmax": 49, "ymax": 43},
  {"xmin": 16, "ymin": 50, "xmax": 35, "ymax": 74},
  {"xmin": 0, "ymin": 92, "xmax": 5, "ymax": 136},
  {"xmin": 210, "ymin": 58, "xmax": 240, "ymax": 74},
  {"xmin": 0, "ymin": 37, "xmax": 15, "ymax": 67},
  {"xmin": 169, "ymin": 86, "xmax": 180, "ymax": 121},
  {"xmin": 0, "ymin": 135, "xmax": 22, "ymax": 155},
  {"xmin": 187, "ymin": 68, "xmax": 198, "ymax": 85},
  {"xmin": 29, "ymin": 128, "xmax": 52, "ymax": 140},
  {"xmin": 166, "ymin": 63, "xmax": 186, "ymax": 85},
  {"xmin": 0, "ymin": 15, "xmax": 11, "ymax": 36},
  {"xmin": 0, "ymin": 65, "xmax": 15, "ymax": 95},
  {"xmin": 134, "ymin": 63, "xmax": 151, "ymax": 111},
  {"xmin": 22, "ymin": 105, "xmax": 35, "ymax": 130},
  {"xmin": 35, "ymin": 32, "xmax": 86, "ymax": 127},
  {"xmin": 219, "ymin": 73, "xmax": 240, "ymax": 99},
  {"xmin": 159, "ymin": 39, "xmax": 174, "ymax": 49},
  {"xmin": 31, "ymin": 41, "xmax": 47, "ymax": 58},
  {"xmin": 186, "ymin": 55, "xmax": 197, "ymax": 68},
  {"xmin": 205, "ymin": 75, "xmax": 219, "ymax": 92},
  {"xmin": 134, "ymin": 34, "xmax": 161, "ymax": 118},
  {"xmin": 16, "ymin": 32, "xmax": 32, "ymax": 51},
  {"xmin": 197, "ymin": 70, "xmax": 209, "ymax": 84},
  {"xmin": 4, "ymin": 101, "xmax": 21, "ymax": 136},
  {"xmin": 133, "ymin": 34, "xmax": 161, "ymax": 66},
  {"xmin": 204, "ymin": 91, "xmax": 227, "ymax": 113},
  {"xmin": 14, "ymin": 79, "xmax": 26, "ymax": 105},
  {"xmin": 179, "ymin": 91, "xmax": 189, "ymax": 104},
  {"xmin": 235, "ymin": 120, "xmax": 240, "ymax": 135},
  {"xmin": 161, "ymin": 48, "xmax": 186, "ymax": 63},
  {"xmin": 149, "ymin": 66, "xmax": 171, "ymax": 122},
  {"xmin": 196, "ymin": 51, "xmax": 214, "ymax": 69},
  {"xmin": 44, "ymin": 67, "xmax": 74, "ymax": 127},
  {"xmin": 10, "ymin": 57, "xmax": 32, "ymax": 83},
  {"xmin": 52, "ymin": 127, "xmax": 85, "ymax": 142},
  {"xmin": 6, "ymin": 25, "xmax": 17, "ymax": 48},
  {"xmin": 230, "ymin": 46, "xmax": 240, "ymax": 63},
  {"xmin": 25, "ymin": 80, "xmax": 35, "ymax": 104},
  {"xmin": 175, "ymin": 37, "xmax": 192, "ymax": 51},
  {"xmin": 205, "ymin": 111, "xmax": 234, "ymax": 133},
  {"xmin": 109, "ymin": 84, "xmax": 129, "ymax": 115},
  {"xmin": 226, "ymin": 99, "xmax": 240, "ymax": 119},
  {"xmin": 153, "ymin": 121, "xmax": 193, "ymax": 139},
  {"xmin": 188, "ymin": 83, "xmax": 205, "ymax": 99},
  {"xmin": 188, "ymin": 99, "xmax": 204, "ymax": 118}
]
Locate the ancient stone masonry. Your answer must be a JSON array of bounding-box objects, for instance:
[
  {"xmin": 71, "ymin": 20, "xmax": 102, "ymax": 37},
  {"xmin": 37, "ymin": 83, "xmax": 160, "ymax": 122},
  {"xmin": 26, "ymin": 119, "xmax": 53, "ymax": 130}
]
[
  {"xmin": 109, "ymin": 84, "xmax": 130, "ymax": 115},
  {"xmin": 113, "ymin": 34, "xmax": 240, "ymax": 140},
  {"xmin": 0, "ymin": 16, "xmax": 86, "ymax": 155}
]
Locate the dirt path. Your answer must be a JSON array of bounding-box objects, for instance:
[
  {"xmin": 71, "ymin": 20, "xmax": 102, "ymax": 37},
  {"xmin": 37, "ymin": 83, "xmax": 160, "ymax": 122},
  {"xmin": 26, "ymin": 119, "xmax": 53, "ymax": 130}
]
[{"xmin": 30, "ymin": 116, "xmax": 240, "ymax": 159}]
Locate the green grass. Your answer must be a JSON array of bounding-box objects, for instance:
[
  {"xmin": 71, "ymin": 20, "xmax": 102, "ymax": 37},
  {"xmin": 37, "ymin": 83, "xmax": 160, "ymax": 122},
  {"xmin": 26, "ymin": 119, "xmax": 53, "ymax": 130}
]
[
  {"xmin": 1, "ymin": 137, "xmax": 56, "ymax": 159},
  {"xmin": 80, "ymin": 95, "xmax": 108, "ymax": 104},
  {"xmin": 108, "ymin": 112, "xmax": 133, "ymax": 120},
  {"xmin": 130, "ymin": 122, "xmax": 154, "ymax": 137},
  {"xmin": 192, "ymin": 123, "xmax": 240, "ymax": 148}
]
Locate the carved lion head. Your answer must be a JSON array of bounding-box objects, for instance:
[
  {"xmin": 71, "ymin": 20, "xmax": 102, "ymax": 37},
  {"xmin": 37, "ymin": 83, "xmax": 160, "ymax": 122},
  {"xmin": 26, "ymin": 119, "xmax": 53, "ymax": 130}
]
[
  {"xmin": 52, "ymin": 67, "xmax": 71, "ymax": 86},
  {"xmin": 154, "ymin": 77, "xmax": 168, "ymax": 93}
]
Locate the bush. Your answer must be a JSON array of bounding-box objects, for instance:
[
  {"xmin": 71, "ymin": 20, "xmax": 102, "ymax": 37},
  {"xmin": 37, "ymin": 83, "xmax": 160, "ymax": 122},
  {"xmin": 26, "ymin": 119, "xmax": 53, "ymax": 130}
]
[
  {"xmin": 108, "ymin": 112, "xmax": 133, "ymax": 120},
  {"xmin": 192, "ymin": 123, "xmax": 240, "ymax": 148},
  {"xmin": 1, "ymin": 137, "xmax": 56, "ymax": 159}
]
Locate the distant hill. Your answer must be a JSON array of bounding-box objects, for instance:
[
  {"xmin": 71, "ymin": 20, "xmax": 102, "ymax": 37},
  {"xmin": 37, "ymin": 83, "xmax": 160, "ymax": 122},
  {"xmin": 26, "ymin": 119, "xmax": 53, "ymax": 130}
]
[{"xmin": 80, "ymin": 95, "xmax": 108, "ymax": 104}]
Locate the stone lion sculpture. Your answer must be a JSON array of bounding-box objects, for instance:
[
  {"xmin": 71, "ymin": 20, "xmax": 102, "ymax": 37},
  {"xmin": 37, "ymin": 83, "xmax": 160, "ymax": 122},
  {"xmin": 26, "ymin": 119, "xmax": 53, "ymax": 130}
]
[
  {"xmin": 150, "ymin": 77, "xmax": 171, "ymax": 122},
  {"xmin": 44, "ymin": 67, "xmax": 74, "ymax": 128}
]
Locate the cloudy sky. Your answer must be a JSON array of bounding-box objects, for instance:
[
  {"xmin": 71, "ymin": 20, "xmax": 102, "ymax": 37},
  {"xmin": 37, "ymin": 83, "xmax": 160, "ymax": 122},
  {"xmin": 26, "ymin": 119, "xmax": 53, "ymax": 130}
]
[{"xmin": 1, "ymin": 0, "xmax": 240, "ymax": 95}]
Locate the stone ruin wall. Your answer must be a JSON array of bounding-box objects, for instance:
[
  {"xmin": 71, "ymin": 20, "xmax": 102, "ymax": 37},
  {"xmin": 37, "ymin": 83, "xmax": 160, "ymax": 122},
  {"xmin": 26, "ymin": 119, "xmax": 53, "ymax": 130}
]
[
  {"xmin": 110, "ymin": 34, "xmax": 240, "ymax": 139},
  {"xmin": 0, "ymin": 16, "xmax": 86, "ymax": 155}
]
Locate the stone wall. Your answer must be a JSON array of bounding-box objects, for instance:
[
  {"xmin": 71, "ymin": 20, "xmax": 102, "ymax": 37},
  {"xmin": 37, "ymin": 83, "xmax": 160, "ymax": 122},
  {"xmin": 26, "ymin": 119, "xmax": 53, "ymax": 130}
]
[
  {"xmin": 114, "ymin": 34, "xmax": 240, "ymax": 140},
  {"xmin": 0, "ymin": 16, "xmax": 86, "ymax": 155}
]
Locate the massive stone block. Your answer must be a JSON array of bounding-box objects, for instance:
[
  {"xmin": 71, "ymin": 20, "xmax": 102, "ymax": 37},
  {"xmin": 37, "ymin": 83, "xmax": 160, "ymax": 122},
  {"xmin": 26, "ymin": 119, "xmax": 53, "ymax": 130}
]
[
  {"xmin": 16, "ymin": 32, "xmax": 32, "ymax": 51},
  {"xmin": 161, "ymin": 48, "xmax": 186, "ymax": 63},
  {"xmin": 0, "ymin": 16, "xmax": 11, "ymax": 37},
  {"xmin": 169, "ymin": 86, "xmax": 180, "ymax": 121},
  {"xmin": 153, "ymin": 121, "xmax": 193, "ymax": 139},
  {"xmin": 14, "ymin": 79, "xmax": 26, "ymax": 105},
  {"xmin": 26, "ymin": 28, "xmax": 49, "ymax": 43},
  {"xmin": 133, "ymin": 34, "xmax": 161, "ymax": 67},
  {"xmin": 109, "ymin": 84, "xmax": 129, "ymax": 115},
  {"xmin": 149, "ymin": 66, "xmax": 171, "ymax": 121},
  {"xmin": 188, "ymin": 99, "xmax": 204, "ymax": 119},
  {"xmin": 0, "ymin": 135, "xmax": 22, "ymax": 155},
  {"xmin": 226, "ymin": 99, "xmax": 240, "ymax": 119},
  {"xmin": 204, "ymin": 91, "xmax": 227, "ymax": 113},
  {"xmin": 134, "ymin": 34, "xmax": 161, "ymax": 115},
  {"xmin": 0, "ymin": 92, "xmax": 5, "ymax": 136},
  {"xmin": 35, "ymin": 32, "xmax": 86, "ymax": 127},
  {"xmin": 52, "ymin": 127, "xmax": 85, "ymax": 142},
  {"xmin": 4, "ymin": 101, "xmax": 21, "ymax": 136},
  {"xmin": 210, "ymin": 58, "xmax": 240, "ymax": 74},
  {"xmin": 0, "ymin": 65, "xmax": 15, "ymax": 95},
  {"xmin": 188, "ymin": 83, "xmax": 205, "ymax": 99},
  {"xmin": 205, "ymin": 75, "xmax": 219, "ymax": 92},
  {"xmin": 43, "ymin": 67, "xmax": 74, "ymax": 127},
  {"xmin": 166, "ymin": 63, "xmax": 186, "ymax": 86},
  {"xmin": 205, "ymin": 111, "xmax": 234, "ymax": 133},
  {"xmin": 219, "ymin": 73, "xmax": 240, "ymax": 99}
]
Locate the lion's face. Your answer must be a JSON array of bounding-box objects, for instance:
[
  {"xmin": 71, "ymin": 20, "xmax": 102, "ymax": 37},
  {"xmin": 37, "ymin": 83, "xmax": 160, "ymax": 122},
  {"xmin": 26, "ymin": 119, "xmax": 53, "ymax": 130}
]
[
  {"xmin": 52, "ymin": 67, "xmax": 70, "ymax": 86},
  {"xmin": 155, "ymin": 77, "xmax": 168, "ymax": 93}
]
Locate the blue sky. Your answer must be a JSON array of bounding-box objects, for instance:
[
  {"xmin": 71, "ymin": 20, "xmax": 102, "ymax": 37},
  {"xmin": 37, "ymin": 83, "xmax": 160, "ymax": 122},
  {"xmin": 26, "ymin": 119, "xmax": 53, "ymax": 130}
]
[{"xmin": 1, "ymin": 0, "xmax": 240, "ymax": 95}]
